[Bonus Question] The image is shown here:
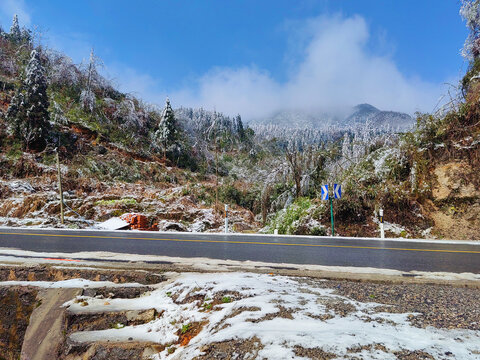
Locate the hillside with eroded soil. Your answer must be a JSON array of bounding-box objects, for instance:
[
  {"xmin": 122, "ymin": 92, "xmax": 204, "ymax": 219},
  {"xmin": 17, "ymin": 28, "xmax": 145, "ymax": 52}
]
[{"xmin": 0, "ymin": 14, "xmax": 479, "ymax": 240}]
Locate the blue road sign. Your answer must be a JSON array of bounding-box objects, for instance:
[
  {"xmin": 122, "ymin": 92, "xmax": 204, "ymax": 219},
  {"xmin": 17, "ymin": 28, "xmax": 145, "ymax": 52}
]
[
  {"xmin": 334, "ymin": 184, "xmax": 341, "ymax": 199},
  {"xmin": 321, "ymin": 185, "xmax": 329, "ymax": 200}
]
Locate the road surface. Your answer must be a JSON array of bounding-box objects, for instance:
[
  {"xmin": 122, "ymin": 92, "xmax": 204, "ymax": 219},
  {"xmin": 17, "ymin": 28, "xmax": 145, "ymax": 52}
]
[{"xmin": 0, "ymin": 228, "xmax": 479, "ymax": 273}]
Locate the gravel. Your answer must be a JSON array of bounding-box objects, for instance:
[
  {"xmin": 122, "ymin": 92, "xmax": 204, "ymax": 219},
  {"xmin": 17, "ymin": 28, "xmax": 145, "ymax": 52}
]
[{"xmin": 317, "ymin": 280, "xmax": 480, "ymax": 330}]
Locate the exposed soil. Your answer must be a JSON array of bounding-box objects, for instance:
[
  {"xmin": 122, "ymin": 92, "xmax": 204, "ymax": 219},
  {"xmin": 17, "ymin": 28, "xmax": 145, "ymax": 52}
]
[
  {"xmin": 0, "ymin": 265, "xmax": 165, "ymax": 285},
  {"xmin": 65, "ymin": 309, "xmax": 160, "ymax": 333},
  {"xmin": 60, "ymin": 341, "xmax": 162, "ymax": 360},
  {"xmin": 21, "ymin": 288, "xmax": 82, "ymax": 360},
  {"xmin": 293, "ymin": 345, "xmax": 336, "ymax": 360},
  {"xmin": 0, "ymin": 286, "xmax": 38, "ymax": 360},
  {"xmin": 194, "ymin": 337, "xmax": 264, "ymax": 360}
]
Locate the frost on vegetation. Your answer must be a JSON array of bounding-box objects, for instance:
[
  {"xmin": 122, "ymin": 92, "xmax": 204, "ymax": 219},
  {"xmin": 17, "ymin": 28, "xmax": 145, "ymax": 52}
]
[
  {"xmin": 114, "ymin": 98, "xmax": 145, "ymax": 131},
  {"xmin": 460, "ymin": 0, "xmax": 480, "ymax": 59},
  {"xmin": 51, "ymin": 101, "xmax": 68, "ymax": 125},
  {"xmin": 80, "ymin": 89, "xmax": 95, "ymax": 112},
  {"xmin": 370, "ymin": 147, "xmax": 403, "ymax": 179},
  {"xmin": 6, "ymin": 180, "xmax": 35, "ymax": 193},
  {"xmin": 264, "ymin": 198, "xmax": 324, "ymax": 235},
  {"xmin": 46, "ymin": 51, "xmax": 80, "ymax": 86},
  {"xmin": 95, "ymin": 198, "xmax": 137, "ymax": 207},
  {"xmin": 64, "ymin": 273, "xmax": 480, "ymax": 360}
]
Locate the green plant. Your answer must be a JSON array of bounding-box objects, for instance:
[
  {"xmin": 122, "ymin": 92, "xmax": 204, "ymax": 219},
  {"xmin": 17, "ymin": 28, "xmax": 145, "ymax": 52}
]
[
  {"xmin": 268, "ymin": 197, "xmax": 312, "ymax": 234},
  {"xmin": 181, "ymin": 323, "xmax": 192, "ymax": 334},
  {"xmin": 95, "ymin": 198, "xmax": 137, "ymax": 206},
  {"xmin": 6, "ymin": 144, "xmax": 23, "ymax": 160},
  {"xmin": 310, "ymin": 226, "xmax": 327, "ymax": 236},
  {"xmin": 202, "ymin": 302, "xmax": 213, "ymax": 310},
  {"xmin": 221, "ymin": 296, "xmax": 232, "ymax": 303}
]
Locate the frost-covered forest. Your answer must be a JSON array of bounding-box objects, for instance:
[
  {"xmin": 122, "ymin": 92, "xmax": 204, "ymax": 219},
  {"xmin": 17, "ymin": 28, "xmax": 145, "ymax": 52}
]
[{"xmin": 1, "ymin": 2, "xmax": 480, "ymax": 240}]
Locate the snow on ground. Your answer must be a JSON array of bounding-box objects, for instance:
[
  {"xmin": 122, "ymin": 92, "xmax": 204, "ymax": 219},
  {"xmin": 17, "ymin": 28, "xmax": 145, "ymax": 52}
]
[
  {"xmin": 0, "ymin": 278, "xmax": 146, "ymax": 288},
  {"xmin": 372, "ymin": 216, "xmax": 406, "ymax": 236},
  {"xmin": 65, "ymin": 272, "xmax": 480, "ymax": 359}
]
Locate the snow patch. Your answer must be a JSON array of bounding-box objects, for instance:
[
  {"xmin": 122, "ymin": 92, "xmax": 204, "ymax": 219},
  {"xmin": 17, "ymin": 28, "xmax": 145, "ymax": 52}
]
[
  {"xmin": 0, "ymin": 279, "xmax": 145, "ymax": 288},
  {"xmin": 64, "ymin": 272, "xmax": 480, "ymax": 359}
]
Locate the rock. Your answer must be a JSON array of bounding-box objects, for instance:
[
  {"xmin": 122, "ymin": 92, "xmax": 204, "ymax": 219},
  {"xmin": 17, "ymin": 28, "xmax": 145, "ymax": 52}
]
[
  {"xmin": 83, "ymin": 288, "xmax": 97, "ymax": 297},
  {"xmin": 232, "ymin": 222, "xmax": 253, "ymax": 232},
  {"xmin": 125, "ymin": 309, "xmax": 156, "ymax": 323},
  {"xmin": 159, "ymin": 221, "xmax": 187, "ymax": 232}
]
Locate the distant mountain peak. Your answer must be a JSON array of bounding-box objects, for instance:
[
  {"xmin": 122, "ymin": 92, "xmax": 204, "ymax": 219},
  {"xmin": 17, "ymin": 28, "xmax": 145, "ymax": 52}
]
[
  {"xmin": 249, "ymin": 103, "xmax": 413, "ymax": 131},
  {"xmin": 352, "ymin": 103, "xmax": 380, "ymax": 113}
]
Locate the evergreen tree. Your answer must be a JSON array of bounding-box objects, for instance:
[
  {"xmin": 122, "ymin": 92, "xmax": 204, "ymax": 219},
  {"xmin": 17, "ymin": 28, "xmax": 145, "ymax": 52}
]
[
  {"xmin": 6, "ymin": 49, "xmax": 50, "ymax": 150},
  {"xmin": 234, "ymin": 114, "xmax": 245, "ymax": 140},
  {"xmin": 20, "ymin": 27, "xmax": 32, "ymax": 44},
  {"xmin": 154, "ymin": 97, "xmax": 177, "ymax": 158},
  {"xmin": 9, "ymin": 15, "xmax": 21, "ymax": 43}
]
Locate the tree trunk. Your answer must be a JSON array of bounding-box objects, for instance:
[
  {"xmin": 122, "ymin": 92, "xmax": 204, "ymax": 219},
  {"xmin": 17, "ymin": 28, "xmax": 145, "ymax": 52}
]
[{"xmin": 295, "ymin": 174, "xmax": 301, "ymax": 198}]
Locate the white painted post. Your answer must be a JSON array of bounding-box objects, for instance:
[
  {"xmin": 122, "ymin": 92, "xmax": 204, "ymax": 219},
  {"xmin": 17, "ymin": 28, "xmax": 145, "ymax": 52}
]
[
  {"xmin": 379, "ymin": 208, "xmax": 384, "ymax": 239},
  {"xmin": 56, "ymin": 150, "xmax": 64, "ymax": 225},
  {"xmin": 224, "ymin": 204, "xmax": 228, "ymax": 233},
  {"xmin": 274, "ymin": 229, "xmax": 278, "ymax": 235}
]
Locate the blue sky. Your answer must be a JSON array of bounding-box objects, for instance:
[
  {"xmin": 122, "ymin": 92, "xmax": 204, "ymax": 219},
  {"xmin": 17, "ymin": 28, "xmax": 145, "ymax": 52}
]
[{"xmin": 0, "ymin": 0, "xmax": 469, "ymax": 119}]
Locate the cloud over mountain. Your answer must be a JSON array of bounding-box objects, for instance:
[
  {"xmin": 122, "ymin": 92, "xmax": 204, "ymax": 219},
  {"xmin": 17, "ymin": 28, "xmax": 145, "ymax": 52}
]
[{"xmin": 171, "ymin": 14, "xmax": 443, "ymax": 120}]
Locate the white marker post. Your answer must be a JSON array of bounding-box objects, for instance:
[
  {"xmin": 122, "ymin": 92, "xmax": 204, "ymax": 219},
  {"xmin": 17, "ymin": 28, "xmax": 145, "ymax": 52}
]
[
  {"xmin": 379, "ymin": 208, "xmax": 384, "ymax": 239},
  {"xmin": 224, "ymin": 204, "xmax": 228, "ymax": 233}
]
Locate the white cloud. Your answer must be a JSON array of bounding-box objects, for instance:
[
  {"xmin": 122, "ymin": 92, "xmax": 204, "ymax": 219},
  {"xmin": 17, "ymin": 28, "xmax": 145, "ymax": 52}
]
[
  {"xmin": 103, "ymin": 63, "xmax": 167, "ymax": 105},
  {"xmin": 45, "ymin": 32, "xmax": 92, "ymax": 65},
  {"xmin": 170, "ymin": 15, "xmax": 443, "ymax": 119},
  {"xmin": 0, "ymin": 0, "xmax": 31, "ymax": 27},
  {"xmin": 58, "ymin": 13, "xmax": 444, "ymax": 120}
]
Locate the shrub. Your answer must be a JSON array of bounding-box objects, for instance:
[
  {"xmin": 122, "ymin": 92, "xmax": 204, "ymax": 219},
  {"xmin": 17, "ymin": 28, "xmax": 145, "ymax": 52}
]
[{"xmin": 268, "ymin": 197, "xmax": 312, "ymax": 235}]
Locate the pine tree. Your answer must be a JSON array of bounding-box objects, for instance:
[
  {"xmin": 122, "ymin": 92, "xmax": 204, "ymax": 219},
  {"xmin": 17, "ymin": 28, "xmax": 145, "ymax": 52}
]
[
  {"xmin": 9, "ymin": 15, "xmax": 21, "ymax": 43},
  {"xmin": 6, "ymin": 50, "xmax": 50, "ymax": 150},
  {"xmin": 154, "ymin": 97, "xmax": 177, "ymax": 159},
  {"xmin": 234, "ymin": 114, "xmax": 245, "ymax": 140}
]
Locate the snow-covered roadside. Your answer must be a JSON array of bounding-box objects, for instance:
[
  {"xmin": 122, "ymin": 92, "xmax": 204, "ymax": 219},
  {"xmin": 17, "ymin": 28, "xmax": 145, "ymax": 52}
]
[
  {"xmin": 64, "ymin": 272, "xmax": 480, "ymax": 359},
  {"xmin": 0, "ymin": 248, "xmax": 480, "ymax": 282}
]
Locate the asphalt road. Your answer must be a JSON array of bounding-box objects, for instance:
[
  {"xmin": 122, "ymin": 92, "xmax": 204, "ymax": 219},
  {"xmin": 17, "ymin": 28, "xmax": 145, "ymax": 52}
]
[{"xmin": 0, "ymin": 228, "xmax": 479, "ymax": 273}]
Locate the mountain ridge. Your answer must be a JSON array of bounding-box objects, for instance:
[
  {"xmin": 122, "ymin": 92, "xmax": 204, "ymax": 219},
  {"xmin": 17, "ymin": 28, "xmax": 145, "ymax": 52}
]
[{"xmin": 249, "ymin": 104, "xmax": 414, "ymax": 130}]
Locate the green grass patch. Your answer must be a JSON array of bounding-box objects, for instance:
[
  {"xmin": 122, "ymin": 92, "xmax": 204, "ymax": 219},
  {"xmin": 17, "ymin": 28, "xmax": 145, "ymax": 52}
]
[{"xmin": 95, "ymin": 198, "xmax": 137, "ymax": 206}]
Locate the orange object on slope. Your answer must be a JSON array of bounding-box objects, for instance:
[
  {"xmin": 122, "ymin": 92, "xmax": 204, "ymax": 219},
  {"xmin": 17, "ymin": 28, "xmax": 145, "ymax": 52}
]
[{"xmin": 120, "ymin": 213, "xmax": 157, "ymax": 231}]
